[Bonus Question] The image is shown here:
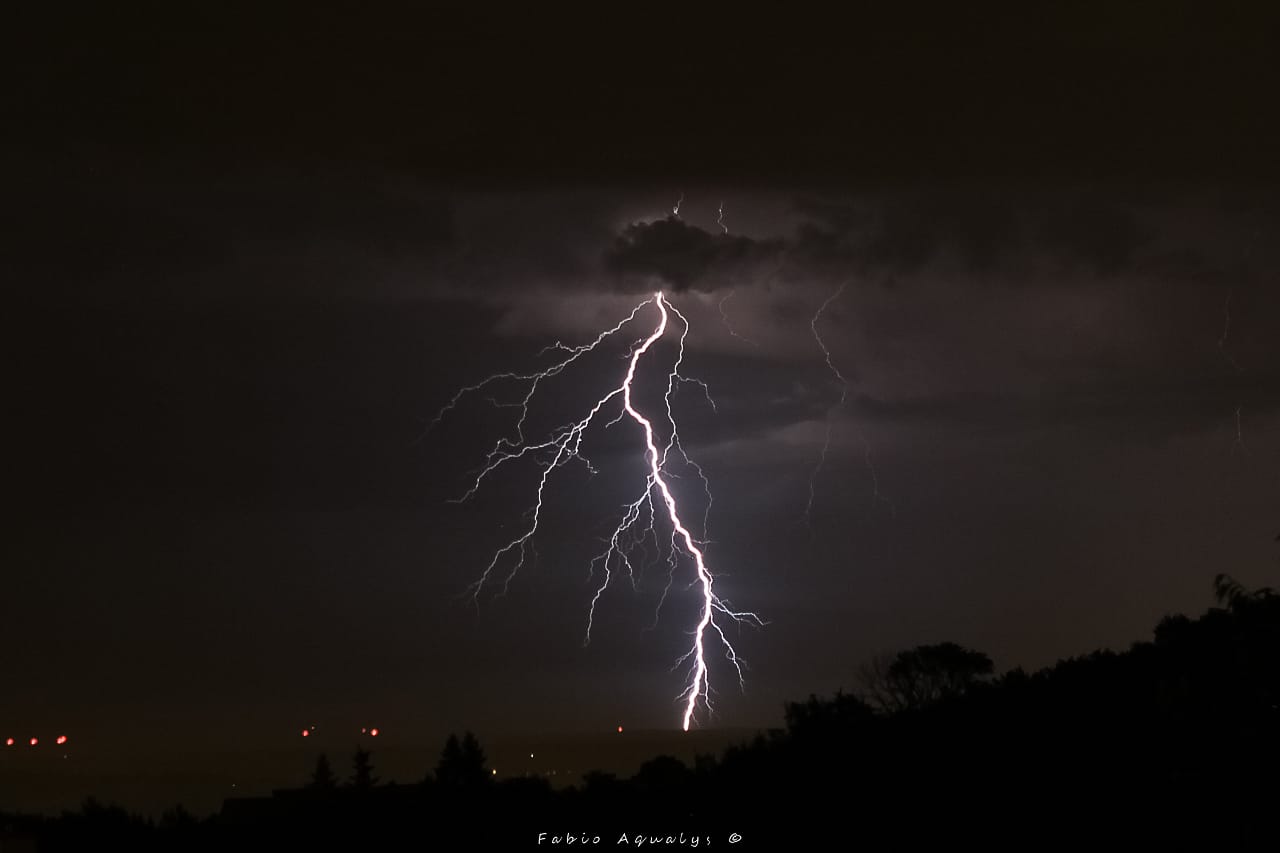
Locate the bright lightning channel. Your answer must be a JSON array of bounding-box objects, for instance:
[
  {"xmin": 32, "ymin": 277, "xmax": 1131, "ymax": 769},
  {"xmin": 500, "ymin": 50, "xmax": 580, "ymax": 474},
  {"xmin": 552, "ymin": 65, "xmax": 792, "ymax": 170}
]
[{"xmin": 433, "ymin": 292, "xmax": 763, "ymax": 731}]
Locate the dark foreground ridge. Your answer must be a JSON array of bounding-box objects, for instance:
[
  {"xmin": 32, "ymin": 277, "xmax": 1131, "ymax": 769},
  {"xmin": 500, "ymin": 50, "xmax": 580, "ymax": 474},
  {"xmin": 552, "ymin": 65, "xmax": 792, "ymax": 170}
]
[{"xmin": 2, "ymin": 574, "xmax": 1277, "ymax": 849}]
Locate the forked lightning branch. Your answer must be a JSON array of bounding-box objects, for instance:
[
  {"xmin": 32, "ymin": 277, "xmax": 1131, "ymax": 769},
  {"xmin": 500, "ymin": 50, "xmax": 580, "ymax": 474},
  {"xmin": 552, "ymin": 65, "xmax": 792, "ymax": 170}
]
[{"xmin": 430, "ymin": 292, "xmax": 764, "ymax": 730}]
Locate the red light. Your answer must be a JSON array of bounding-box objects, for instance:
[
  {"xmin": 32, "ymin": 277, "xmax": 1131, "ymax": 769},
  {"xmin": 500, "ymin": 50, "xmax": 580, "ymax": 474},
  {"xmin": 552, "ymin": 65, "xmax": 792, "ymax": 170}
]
[
  {"xmin": 369, "ymin": 728, "xmax": 379, "ymax": 737},
  {"xmin": 617, "ymin": 726, "xmax": 624, "ymax": 733},
  {"xmin": 301, "ymin": 729, "xmax": 310, "ymax": 737},
  {"xmin": 4, "ymin": 738, "xmax": 12, "ymax": 747},
  {"xmin": 29, "ymin": 738, "xmax": 38, "ymax": 746},
  {"xmin": 56, "ymin": 736, "xmax": 68, "ymax": 745},
  {"xmin": 360, "ymin": 728, "xmax": 367, "ymax": 734}
]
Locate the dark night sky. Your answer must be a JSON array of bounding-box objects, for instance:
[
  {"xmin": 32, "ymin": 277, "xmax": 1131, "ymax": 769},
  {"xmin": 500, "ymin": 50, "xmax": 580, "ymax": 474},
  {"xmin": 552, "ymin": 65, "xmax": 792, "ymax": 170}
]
[{"xmin": 3, "ymin": 3, "xmax": 1279, "ymax": 768}]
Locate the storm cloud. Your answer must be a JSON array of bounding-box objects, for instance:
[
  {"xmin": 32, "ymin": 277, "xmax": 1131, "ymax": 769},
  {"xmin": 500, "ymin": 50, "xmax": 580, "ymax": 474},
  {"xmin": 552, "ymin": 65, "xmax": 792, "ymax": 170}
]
[{"xmin": 603, "ymin": 216, "xmax": 786, "ymax": 292}]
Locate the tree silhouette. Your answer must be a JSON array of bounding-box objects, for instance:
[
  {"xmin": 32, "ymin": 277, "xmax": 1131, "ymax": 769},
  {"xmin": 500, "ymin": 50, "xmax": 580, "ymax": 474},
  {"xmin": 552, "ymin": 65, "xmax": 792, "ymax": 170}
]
[
  {"xmin": 857, "ymin": 642, "xmax": 994, "ymax": 712},
  {"xmin": 785, "ymin": 690, "xmax": 875, "ymax": 738},
  {"xmin": 460, "ymin": 732, "xmax": 489, "ymax": 782},
  {"xmin": 632, "ymin": 755, "xmax": 691, "ymax": 793},
  {"xmin": 434, "ymin": 734, "xmax": 462, "ymax": 784},
  {"xmin": 309, "ymin": 754, "xmax": 336, "ymax": 790},
  {"xmin": 1214, "ymin": 572, "xmax": 1276, "ymax": 609},
  {"xmin": 350, "ymin": 748, "xmax": 377, "ymax": 790},
  {"xmin": 158, "ymin": 804, "xmax": 197, "ymax": 831},
  {"xmin": 435, "ymin": 731, "xmax": 490, "ymax": 788},
  {"xmin": 580, "ymin": 770, "xmax": 620, "ymax": 794}
]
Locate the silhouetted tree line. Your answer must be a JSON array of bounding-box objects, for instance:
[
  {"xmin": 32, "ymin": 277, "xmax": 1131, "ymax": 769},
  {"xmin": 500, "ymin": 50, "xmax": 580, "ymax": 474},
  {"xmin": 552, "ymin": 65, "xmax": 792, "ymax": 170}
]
[{"xmin": 4, "ymin": 575, "xmax": 1277, "ymax": 848}]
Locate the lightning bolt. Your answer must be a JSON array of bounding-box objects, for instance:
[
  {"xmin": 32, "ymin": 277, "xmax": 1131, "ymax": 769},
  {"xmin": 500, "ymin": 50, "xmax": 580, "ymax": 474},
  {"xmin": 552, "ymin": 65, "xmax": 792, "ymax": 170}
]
[
  {"xmin": 804, "ymin": 283, "xmax": 893, "ymax": 528},
  {"xmin": 672, "ymin": 192, "xmax": 684, "ymax": 218},
  {"xmin": 717, "ymin": 289, "xmax": 758, "ymax": 347},
  {"xmin": 434, "ymin": 292, "xmax": 763, "ymax": 730},
  {"xmin": 1232, "ymin": 405, "xmax": 1249, "ymax": 454},
  {"xmin": 1218, "ymin": 289, "xmax": 1245, "ymax": 374},
  {"xmin": 1217, "ymin": 282, "xmax": 1254, "ymax": 455},
  {"xmin": 1214, "ymin": 225, "xmax": 1267, "ymax": 455},
  {"xmin": 803, "ymin": 283, "xmax": 849, "ymax": 528},
  {"xmin": 714, "ymin": 204, "xmax": 758, "ymax": 348}
]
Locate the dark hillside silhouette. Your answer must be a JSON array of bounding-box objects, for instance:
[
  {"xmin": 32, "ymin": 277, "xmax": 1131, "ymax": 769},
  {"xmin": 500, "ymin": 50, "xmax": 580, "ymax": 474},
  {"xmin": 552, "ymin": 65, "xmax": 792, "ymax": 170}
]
[{"xmin": 4, "ymin": 575, "xmax": 1277, "ymax": 847}]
